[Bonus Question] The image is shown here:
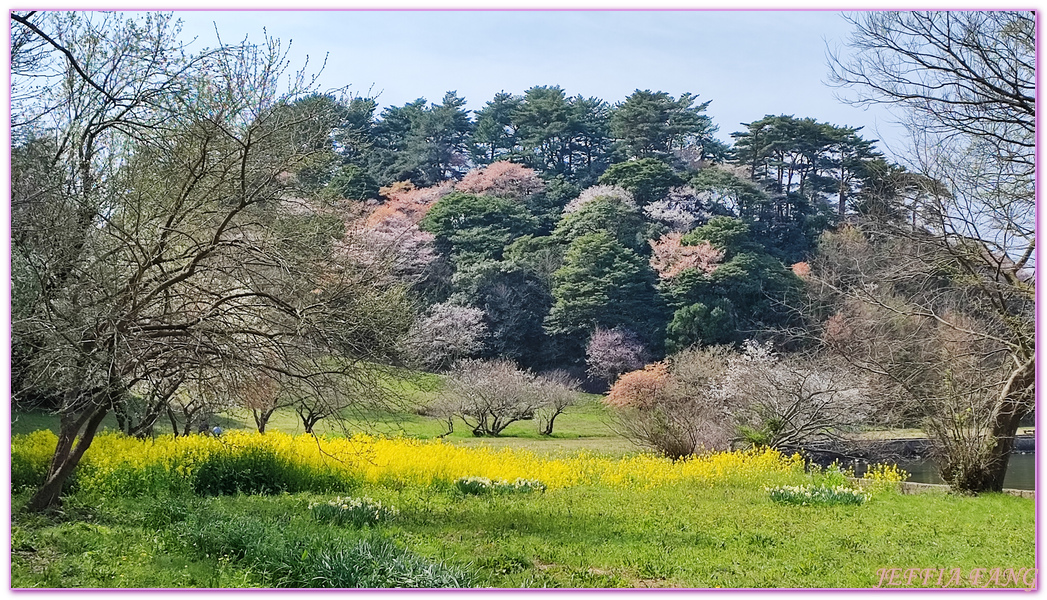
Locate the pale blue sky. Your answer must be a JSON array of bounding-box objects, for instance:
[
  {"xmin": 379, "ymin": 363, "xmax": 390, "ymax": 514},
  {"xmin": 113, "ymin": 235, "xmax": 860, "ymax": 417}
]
[{"xmin": 167, "ymin": 11, "xmax": 906, "ymax": 157}]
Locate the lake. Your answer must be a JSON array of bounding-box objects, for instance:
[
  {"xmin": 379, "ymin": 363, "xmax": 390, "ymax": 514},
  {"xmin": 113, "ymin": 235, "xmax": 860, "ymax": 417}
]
[{"xmin": 892, "ymin": 452, "xmax": 1036, "ymax": 491}]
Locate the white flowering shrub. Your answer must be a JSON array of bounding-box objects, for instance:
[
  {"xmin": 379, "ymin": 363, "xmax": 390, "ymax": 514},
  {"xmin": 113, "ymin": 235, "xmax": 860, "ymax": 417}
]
[
  {"xmin": 722, "ymin": 340, "xmax": 873, "ymax": 449},
  {"xmin": 562, "ymin": 185, "xmax": 637, "ymax": 214}
]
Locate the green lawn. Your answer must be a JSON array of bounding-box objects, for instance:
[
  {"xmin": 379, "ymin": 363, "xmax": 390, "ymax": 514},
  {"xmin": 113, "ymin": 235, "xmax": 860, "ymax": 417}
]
[
  {"xmin": 12, "ymin": 389, "xmax": 638, "ymax": 456},
  {"xmin": 11, "ymin": 482, "xmax": 1034, "ymax": 588}
]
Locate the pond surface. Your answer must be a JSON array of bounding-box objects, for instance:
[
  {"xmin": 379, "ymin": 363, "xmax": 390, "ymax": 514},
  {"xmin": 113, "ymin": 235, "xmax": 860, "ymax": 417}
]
[{"xmin": 891, "ymin": 453, "xmax": 1036, "ymax": 490}]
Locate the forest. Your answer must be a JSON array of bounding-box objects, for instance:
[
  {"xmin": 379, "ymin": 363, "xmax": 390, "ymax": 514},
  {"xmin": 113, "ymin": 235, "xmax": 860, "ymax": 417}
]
[{"xmin": 273, "ymin": 87, "xmax": 884, "ymax": 370}]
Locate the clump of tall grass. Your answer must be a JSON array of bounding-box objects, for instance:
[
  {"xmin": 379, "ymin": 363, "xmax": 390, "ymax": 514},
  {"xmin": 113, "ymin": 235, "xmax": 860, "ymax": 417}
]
[{"xmin": 176, "ymin": 509, "xmax": 471, "ymax": 588}]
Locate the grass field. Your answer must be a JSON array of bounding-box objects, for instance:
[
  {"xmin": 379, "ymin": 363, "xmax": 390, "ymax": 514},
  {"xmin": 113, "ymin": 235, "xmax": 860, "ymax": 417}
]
[
  {"xmin": 11, "ymin": 478, "xmax": 1035, "ymax": 588},
  {"xmin": 11, "ymin": 388, "xmax": 640, "ymax": 456}
]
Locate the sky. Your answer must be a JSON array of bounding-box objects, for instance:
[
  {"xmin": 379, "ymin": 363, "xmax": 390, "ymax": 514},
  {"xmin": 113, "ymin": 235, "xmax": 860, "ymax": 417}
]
[{"xmin": 171, "ymin": 9, "xmax": 911, "ymax": 158}]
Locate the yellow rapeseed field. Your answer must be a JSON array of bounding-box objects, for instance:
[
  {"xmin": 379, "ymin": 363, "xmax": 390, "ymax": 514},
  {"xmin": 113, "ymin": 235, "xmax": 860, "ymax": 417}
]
[{"xmin": 15, "ymin": 430, "xmax": 811, "ymax": 491}]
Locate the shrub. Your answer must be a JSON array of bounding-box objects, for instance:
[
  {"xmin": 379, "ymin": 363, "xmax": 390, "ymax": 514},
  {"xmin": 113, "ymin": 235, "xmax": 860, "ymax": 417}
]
[
  {"xmin": 604, "ymin": 347, "xmax": 732, "ymax": 459},
  {"xmin": 721, "ymin": 341, "xmax": 874, "ymax": 449},
  {"xmin": 310, "ymin": 496, "xmax": 398, "ymax": 528},
  {"xmin": 192, "ymin": 445, "xmax": 347, "ymax": 496}
]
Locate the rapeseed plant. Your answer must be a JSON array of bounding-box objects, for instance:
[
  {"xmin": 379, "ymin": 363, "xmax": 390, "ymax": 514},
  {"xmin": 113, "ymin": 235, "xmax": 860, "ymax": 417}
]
[{"xmin": 15, "ymin": 430, "xmax": 814, "ymax": 496}]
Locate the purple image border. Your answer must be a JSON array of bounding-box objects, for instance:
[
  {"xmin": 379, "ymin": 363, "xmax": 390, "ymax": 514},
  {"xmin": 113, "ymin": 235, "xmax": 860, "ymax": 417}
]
[{"xmin": 3, "ymin": 5, "xmax": 1039, "ymax": 594}]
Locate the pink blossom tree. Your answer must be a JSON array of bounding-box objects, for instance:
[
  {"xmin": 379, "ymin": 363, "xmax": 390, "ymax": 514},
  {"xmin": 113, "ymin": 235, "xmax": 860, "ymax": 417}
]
[
  {"xmin": 455, "ymin": 161, "xmax": 545, "ymax": 200},
  {"xmin": 648, "ymin": 232, "xmax": 724, "ymax": 280}
]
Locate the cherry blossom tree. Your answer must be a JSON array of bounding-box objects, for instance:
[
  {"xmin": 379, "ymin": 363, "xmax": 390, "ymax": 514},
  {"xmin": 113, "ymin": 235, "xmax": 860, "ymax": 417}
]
[
  {"xmin": 401, "ymin": 303, "xmax": 488, "ymax": 371},
  {"xmin": 455, "ymin": 161, "xmax": 546, "ymax": 200},
  {"xmin": 562, "ymin": 184, "xmax": 637, "ymax": 214},
  {"xmin": 648, "ymin": 233, "xmax": 723, "ymax": 280},
  {"xmin": 585, "ymin": 327, "xmax": 647, "ymax": 386}
]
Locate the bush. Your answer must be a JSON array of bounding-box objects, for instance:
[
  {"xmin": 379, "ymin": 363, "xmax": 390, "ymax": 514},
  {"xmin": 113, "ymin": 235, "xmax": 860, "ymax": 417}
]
[
  {"xmin": 192, "ymin": 445, "xmax": 347, "ymax": 496},
  {"xmin": 310, "ymin": 496, "xmax": 398, "ymax": 528},
  {"xmin": 11, "ymin": 430, "xmax": 59, "ymax": 492},
  {"xmin": 604, "ymin": 347, "xmax": 732, "ymax": 459}
]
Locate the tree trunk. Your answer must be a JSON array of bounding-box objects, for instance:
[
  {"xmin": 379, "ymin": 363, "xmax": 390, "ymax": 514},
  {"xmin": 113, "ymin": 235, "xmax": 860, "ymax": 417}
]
[
  {"xmin": 27, "ymin": 404, "xmax": 108, "ymax": 512},
  {"xmin": 167, "ymin": 407, "xmax": 180, "ymax": 436},
  {"xmin": 253, "ymin": 408, "xmax": 275, "ymax": 434},
  {"xmin": 982, "ymin": 358, "xmax": 1034, "ymax": 492}
]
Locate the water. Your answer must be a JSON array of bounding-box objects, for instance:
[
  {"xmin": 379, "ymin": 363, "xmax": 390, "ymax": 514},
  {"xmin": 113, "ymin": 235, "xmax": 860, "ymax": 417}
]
[{"xmin": 890, "ymin": 453, "xmax": 1036, "ymax": 490}]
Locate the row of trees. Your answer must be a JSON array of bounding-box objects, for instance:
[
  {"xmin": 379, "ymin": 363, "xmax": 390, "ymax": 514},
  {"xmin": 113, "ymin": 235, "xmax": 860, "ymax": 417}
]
[{"xmin": 294, "ymin": 86, "xmax": 730, "ymax": 194}]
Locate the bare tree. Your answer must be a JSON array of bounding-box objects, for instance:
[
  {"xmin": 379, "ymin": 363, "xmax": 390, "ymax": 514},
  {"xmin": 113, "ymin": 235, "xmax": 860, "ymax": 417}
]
[
  {"xmin": 823, "ymin": 11, "xmax": 1034, "ymax": 493},
  {"xmin": 434, "ymin": 359, "xmax": 544, "ymax": 437},
  {"xmin": 533, "ymin": 370, "xmax": 581, "ymax": 436},
  {"xmin": 813, "ymin": 228, "xmax": 1030, "ymax": 492},
  {"xmin": 10, "ymin": 12, "xmax": 412, "ymax": 510},
  {"xmin": 720, "ymin": 341, "xmax": 874, "ymax": 449}
]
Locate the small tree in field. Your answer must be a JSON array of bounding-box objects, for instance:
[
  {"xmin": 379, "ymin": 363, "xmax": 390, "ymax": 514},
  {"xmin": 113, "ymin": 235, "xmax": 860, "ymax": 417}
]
[
  {"xmin": 435, "ymin": 359, "xmax": 543, "ymax": 436},
  {"xmin": 585, "ymin": 327, "xmax": 647, "ymax": 387},
  {"xmin": 534, "ymin": 370, "xmax": 581, "ymax": 436}
]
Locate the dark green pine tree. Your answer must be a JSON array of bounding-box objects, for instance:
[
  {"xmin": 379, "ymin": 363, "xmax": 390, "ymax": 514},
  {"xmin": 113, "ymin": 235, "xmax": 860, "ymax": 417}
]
[
  {"xmin": 545, "ymin": 232, "xmax": 664, "ymax": 359},
  {"xmin": 472, "ymin": 91, "xmax": 522, "ymax": 164},
  {"xmin": 420, "ymin": 192, "xmax": 539, "ymax": 265}
]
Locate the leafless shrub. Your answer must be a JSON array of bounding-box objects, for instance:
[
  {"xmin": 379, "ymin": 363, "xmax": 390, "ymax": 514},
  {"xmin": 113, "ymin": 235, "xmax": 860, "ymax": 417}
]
[{"xmin": 605, "ymin": 347, "xmax": 732, "ymax": 459}]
